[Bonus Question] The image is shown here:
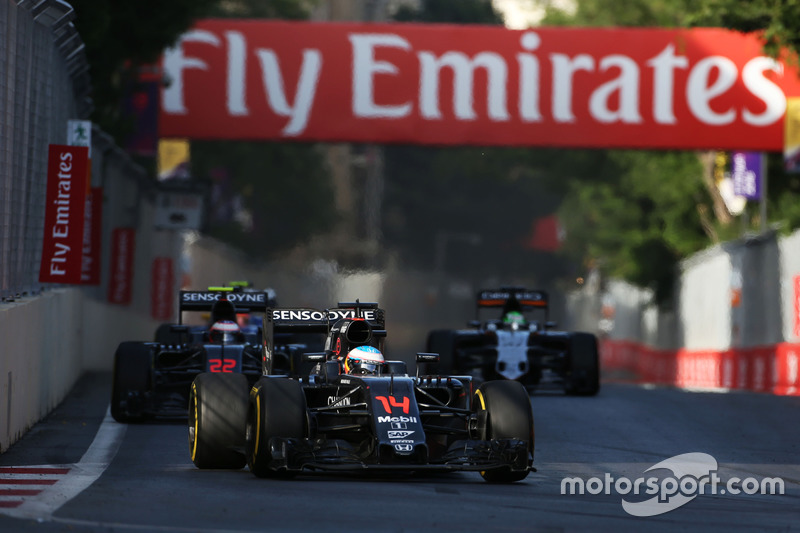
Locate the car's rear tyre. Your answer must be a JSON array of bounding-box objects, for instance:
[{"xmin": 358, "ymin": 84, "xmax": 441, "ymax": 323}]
[
  {"xmin": 110, "ymin": 342, "xmax": 152, "ymax": 423},
  {"xmin": 426, "ymin": 329, "xmax": 457, "ymax": 374},
  {"xmin": 475, "ymin": 380, "xmax": 534, "ymax": 483},
  {"xmin": 247, "ymin": 378, "xmax": 306, "ymax": 478},
  {"xmin": 189, "ymin": 373, "xmax": 249, "ymax": 469},
  {"xmin": 564, "ymin": 332, "xmax": 600, "ymax": 396}
]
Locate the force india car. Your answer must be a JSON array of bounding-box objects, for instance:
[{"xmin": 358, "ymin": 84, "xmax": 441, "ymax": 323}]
[
  {"xmin": 188, "ymin": 301, "xmax": 535, "ymax": 483},
  {"xmin": 426, "ymin": 287, "xmax": 599, "ymax": 396},
  {"xmin": 111, "ymin": 288, "xmax": 279, "ymax": 422}
]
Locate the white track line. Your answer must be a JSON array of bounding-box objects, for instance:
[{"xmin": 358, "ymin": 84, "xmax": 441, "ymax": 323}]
[{"xmin": 0, "ymin": 406, "xmax": 126, "ymax": 520}]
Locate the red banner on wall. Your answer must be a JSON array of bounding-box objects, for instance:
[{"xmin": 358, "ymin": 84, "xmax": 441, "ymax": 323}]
[
  {"xmin": 80, "ymin": 187, "xmax": 103, "ymax": 285},
  {"xmin": 108, "ymin": 228, "xmax": 136, "ymax": 305},
  {"xmin": 39, "ymin": 145, "xmax": 89, "ymax": 284},
  {"xmin": 151, "ymin": 257, "xmax": 174, "ymax": 321},
  {"xmin": 160, "ymin": 21, "xmax": 800, "ymax": 151}
]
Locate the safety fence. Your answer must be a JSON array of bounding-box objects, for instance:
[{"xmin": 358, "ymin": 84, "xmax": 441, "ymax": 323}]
[
  {"xmin": 0, "ymin": 2, "xmax": 183, "ymax": 452},
  {"xmin": 569, "ymin": 228, "xmax": 800, "ymax": 396},
  {"xmin": 0, "ymin": 0, "xmax": 91, "ymax": 301}
]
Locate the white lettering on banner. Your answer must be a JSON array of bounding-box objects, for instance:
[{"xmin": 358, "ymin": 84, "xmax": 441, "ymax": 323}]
[
  {"xmin": 418, "ymin": 50, "xmax": 509, "ymax": 121},
  {"xmin": 742, "ymin": 57, "xmax": 785, "ymax": 125},
  {"xmin": 162, "ymin": 28, "xmax": 788, "ymax": 138},
  {"xmin": 50, "ymin": 243, "xmax": 70, "ymax": 275},
  {"xmin": 48, "ymin": 151, "xmax": 75, "ymax": 276},
  {"xmin": 52, "ymin": 152, "xmax": 73, "ymax": 240},
  {"xmin": 164, "ymin": 29, "xmax": 321, "ymax": 135},
  {"xmin": 517, "ymin": 31, "xmax": 542, "ymax": 122},
  {"xmin": 163, "ymin": 30, "xmax": 220, "ymax": 114},
  {"xmin": 687, "ymin": 56, "xmax": 738, "ymax": 125},
  {"xmin": 647, "ymin": 44, "xmax": 687, "ymax": 124},
  {"xmin": 226, "ymin": 31, "xmax": 248, "ymax": 116},
  {"xmin": 350, "ymin": 34, "xmax": 412, "ymax": 118},
  {"xmin": 550, "ymin": 53, "xmax": 594, "ymax": 123},
  {"xmin": 255, "ymin": 48, "xmax": 321, "ymax": 135},
  {"xmin": 590, "ymin": 55, "xmax": 642, "ymax": 124}
]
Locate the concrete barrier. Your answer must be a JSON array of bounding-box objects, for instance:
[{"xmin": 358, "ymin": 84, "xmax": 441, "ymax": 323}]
[
  {"xmin": 0, "ymin": 289, "xmax": 159, "ymax": 453},
  {"xmin": 600, "ymin": 338, "xmax": 800, "ymax": 395}
]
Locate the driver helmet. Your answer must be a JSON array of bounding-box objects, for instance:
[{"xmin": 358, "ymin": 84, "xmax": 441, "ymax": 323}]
[
  {"xmin": 503, "ymin": 311, "xmax": 527, "ymax": 330},
  {"xmin": 209, "ymin": 320, "xmax": 242, "ymax": 344},
  {"xmin": 343, "ymin": 345, "xmax": 384, "ymax": 375}
]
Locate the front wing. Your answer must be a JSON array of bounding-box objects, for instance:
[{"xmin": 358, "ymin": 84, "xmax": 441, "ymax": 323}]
[{"xmin": 262, "ymin": 437, "xmax": 533, "ymax": 474}]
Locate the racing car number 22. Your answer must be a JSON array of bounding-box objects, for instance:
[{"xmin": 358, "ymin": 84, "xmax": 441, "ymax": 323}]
[{"xmin": 209, "ymin": 359, "xmax": 236, "ymax": 372}]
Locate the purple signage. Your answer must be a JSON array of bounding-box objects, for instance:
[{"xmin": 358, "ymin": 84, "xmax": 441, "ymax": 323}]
[{"xmin": 731, "ymin": 151, "xmax": 762, "ymax": 200}]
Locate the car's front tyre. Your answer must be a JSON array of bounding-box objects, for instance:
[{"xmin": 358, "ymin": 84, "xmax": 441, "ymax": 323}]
[
  {"xmin": 474, "ymin": 380, "xmax": 534, "ymax": 483},
  {"xmin": 247, "ymin": 378, "xmax": 306, "ymax": 478}
]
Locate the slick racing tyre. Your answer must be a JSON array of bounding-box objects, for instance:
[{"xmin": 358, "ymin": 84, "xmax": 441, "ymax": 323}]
[
  {"xmin": 564, "ymin": 332, "xmax": 600, "ymax": 396},
  {"xmin": 110, "ymin": 342, "xmax": 152, "ymax": 423},
  {"xmin": 189, "ymin": 373, "xmax": 249, "ymax": 469},
  {"xmin": 247, "ymin": 378, "xmax": 306, "ymax": 478},
  {"xmin": 475, "ymin": 380, "xmax": 534, "ymax": 483},
  {"xmin": 426, "ymin": 330, "xmax": 457, "ymax": 374}
]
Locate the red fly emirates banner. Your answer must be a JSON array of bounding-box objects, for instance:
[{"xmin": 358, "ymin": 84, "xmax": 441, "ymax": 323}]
[
  {"xmin": 39, "ymin": 145, "xmax": 89, "ymax": 284},
  {"xmin": 159, "ymin": 21, "xmax": 800, "ymax": 151}
]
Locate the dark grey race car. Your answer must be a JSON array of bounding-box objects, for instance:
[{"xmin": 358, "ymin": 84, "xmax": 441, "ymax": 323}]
[
  {"xmin": 111, "ymin": 288, "xmax": 282, "ymax": 422},
  {"xmin": 426, "ymin": 287, "xmax": 600, "ymax": 396},
  {"xmin": 188, "ymin": 301, "xmax": 535, "ymax": 483}
]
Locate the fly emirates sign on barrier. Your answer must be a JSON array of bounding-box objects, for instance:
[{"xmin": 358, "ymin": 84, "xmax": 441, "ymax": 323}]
[{"xmin": 160, "ymin": 21, "xmax": 800, "ymax": 151}]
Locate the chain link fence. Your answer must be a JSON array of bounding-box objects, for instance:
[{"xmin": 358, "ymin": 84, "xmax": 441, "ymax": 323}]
[{"xmin": 1, "ymin": 1, "xmax": 90, "ymax": 301}]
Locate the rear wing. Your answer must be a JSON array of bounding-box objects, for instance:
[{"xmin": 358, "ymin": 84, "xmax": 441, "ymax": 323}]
[
  {"xmin": 262, "ymin": 301, "xmax": 385, "ymax": 374},
  {"xmin": 477, "ymin": 288, "xmax": 548, "ymax": 317},
  {"xmin": 267, "ymin": 302, "xmax": 384, "ymax": 331},
  {"xmin": 177, "ymin": 289, "xmax": 276, "ymax": 322}
]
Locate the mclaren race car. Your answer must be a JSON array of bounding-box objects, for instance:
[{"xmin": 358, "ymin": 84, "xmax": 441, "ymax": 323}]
[
  {"xmin": 188, "ymin": 301, "xmax": 535, "ymax": 483},
  {"xmin": 426, "ymin": 287, "xmax": 599, "ymax": 396},
  {"xmin": 111, "ymin": 288, "xmax": 291, "ymax": 422}
]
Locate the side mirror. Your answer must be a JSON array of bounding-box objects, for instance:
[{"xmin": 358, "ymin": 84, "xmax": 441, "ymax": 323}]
[
  {"xmin": 545, "ymin": 321, "xmax": 558, "ymax": 329},
  {"xmin": 467, "ymin": 320, "xmax": 481, "ymax": 329},
  {"xmin": 303, "ymin": 352, "xmax": 327, "ymax": 363},
  {"xmin": 170, "ymin": 325, "xmax": 189, "ymax": 333},
  {"xmin": 416, "ymin": 352, "xmax": 440, "ymax": 363},
  {"xmin": 416, "ymin": 352, "xmax": 440, "ymax": 378}
]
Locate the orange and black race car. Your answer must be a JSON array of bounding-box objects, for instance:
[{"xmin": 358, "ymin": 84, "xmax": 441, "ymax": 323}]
[{"xmin": 426, "ymin": 287, "xmax": 600, "ymax": 396}]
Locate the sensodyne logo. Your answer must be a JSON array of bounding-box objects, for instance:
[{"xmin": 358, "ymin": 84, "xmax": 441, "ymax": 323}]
[
  {"xmin": 561, "ymin": 452, "xmax": 785, "ymax": 517},
  {"xmin": 272, "ymin": 309, "xmax": 376, "ymax": 321},
  {"xmin": 182, "ymin": 292, "xmax": 265, "ymax": 303}
]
